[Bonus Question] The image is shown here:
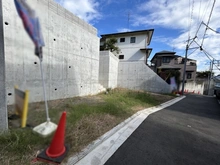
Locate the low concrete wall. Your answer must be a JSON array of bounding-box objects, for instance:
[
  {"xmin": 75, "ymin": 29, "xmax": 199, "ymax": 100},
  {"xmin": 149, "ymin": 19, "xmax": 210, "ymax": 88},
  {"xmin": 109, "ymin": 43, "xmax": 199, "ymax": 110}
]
[
  {"xmin": 182, "ymin": 82, "xmax": 204, "ymax": 94},
  {"xmin": 99, "ymin": 51, "xmax": 119, "ymax": 89},
  {"xmin": 181, "ymin": 80, "xmax": 214, "ymax": 95},
  {"xmin": 118, "ymin": 62, "xmax": 171, "ymax": 93}
]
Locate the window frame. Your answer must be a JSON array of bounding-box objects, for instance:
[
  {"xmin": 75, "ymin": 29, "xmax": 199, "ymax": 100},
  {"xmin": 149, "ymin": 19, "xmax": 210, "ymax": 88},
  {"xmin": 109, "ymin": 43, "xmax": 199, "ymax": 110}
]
[
  {"xmin": 119, "ymin": 55, "xmax": 124, "ymax": 59},
  {"xmin": 120, "ymin": 38, "xmax": 125, "ymax": 42},
  {"xmin": 130, "ymin": 37, "xmax": 136, "ymax": 43},
  {"xmin": 162, "ymin": 57, "xmax": 171, "ymax": 63},
  {"xmin": 187, "ymin": 73, "xmax": 192, "ymax": 79}
]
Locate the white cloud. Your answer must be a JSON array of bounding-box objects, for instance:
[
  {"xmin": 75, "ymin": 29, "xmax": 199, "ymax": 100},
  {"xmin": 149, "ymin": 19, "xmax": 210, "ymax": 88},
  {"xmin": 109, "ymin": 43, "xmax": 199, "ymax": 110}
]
[
  {"xmin": 135, "ymin": 0, "xmax": 220, "ymax": 30},
  {"xmin": 117, "ymin": 28, "xmax": 132, "ymax": 32},
  {"xmin": 153, "ymin": 36, "xmax": 174, "ymax": 45},
  {"xmin": 57, "ymin": 0, "xmax": 101, "ymax": 23},
  {"xmin": 133, "ymin": 0, "xmax": 220, "ymax": 74}
]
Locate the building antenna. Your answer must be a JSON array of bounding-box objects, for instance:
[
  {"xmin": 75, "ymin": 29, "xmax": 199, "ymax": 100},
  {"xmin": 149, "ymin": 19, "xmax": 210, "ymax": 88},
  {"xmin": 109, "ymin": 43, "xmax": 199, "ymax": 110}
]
[{"xmin": 127, "ymin": 11, "xmax": 130, "ymax": 32}]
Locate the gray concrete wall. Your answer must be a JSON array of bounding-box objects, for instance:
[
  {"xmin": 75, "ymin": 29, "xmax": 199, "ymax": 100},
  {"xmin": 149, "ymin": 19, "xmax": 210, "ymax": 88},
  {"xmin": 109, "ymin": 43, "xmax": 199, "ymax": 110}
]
[
  {"xmin": 0, "ymin": 1, "xmax": 8, "ymax": 131},
  {"xmin": 109, "ymin": 52, "xmax": 119, "ymax": 88},
  {"xmin": 118, "ymin": 62, "xmax": 171, "ymax": 93},
  {"xmin": 180, "ymin": 82, "xmax": 204, "ymax": 95},
  {"xmin": 3, "ymin": 0, "xmax": 101, "ymax": 105},
  {"xmin": 99, "ymin": 51, "xmax": 109, "ymax": 88},
  {"xmin": 99, "ymin": 51, "xmax": 119, "ymax": 89}
]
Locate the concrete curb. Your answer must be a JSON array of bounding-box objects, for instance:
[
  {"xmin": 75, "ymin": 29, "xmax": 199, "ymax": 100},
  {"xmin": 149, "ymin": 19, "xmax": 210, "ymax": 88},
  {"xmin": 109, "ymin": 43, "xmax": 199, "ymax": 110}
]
[{"xmin": 65, "ymin": 96, "xmax": 186, "ymax": 165}]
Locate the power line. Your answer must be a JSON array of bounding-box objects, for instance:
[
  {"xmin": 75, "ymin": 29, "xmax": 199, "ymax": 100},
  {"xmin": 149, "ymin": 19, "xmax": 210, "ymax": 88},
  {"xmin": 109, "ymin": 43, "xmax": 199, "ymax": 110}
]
[
  {"xmin": 201, "ymin": 0, "xmax": 216, "ymax": 47},
  {"xmin": 200, "ymin": 0, "xmax": 212, "ymax": 23},
  {"xmin": 192, "ymin": 40, "xmax": 220, "ymax": 71},
  {"xmin": 197, "ymin": 0, "xmax": 202, "ymax": 24},
  {"xmin": 188, "ymin": 47, "xmax": 199, "ymax": 57},
  {"xmin": 193, "ymin": 0, "xmax": 212, "ymax": 40},
  {"xmin": 202, "ymin": 22, "xmax": 220, "ymax": 34},
  {"xmin": 193, "ymin": 40, "xmax": 213, "ymax": 60},
  {"xmin": 188, "ymin": 0, "xmax": 194, "ymax": 40}
]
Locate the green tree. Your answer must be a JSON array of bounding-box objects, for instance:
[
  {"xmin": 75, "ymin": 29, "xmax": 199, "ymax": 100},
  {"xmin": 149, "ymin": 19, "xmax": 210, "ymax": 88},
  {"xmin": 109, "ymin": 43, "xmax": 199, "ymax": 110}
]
[
  {"xmin": 196, "ymin": 71, "xmax": 214, "ymax": 78},
  {"xmin": 101, "ymin": 37, "xmax": 120, "ymax": 54}
]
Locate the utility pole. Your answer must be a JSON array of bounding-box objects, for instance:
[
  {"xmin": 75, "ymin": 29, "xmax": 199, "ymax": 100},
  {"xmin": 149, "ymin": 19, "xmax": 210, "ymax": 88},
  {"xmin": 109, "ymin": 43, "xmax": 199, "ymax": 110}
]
[
  {"xmin": 207, "ymin": 59, "xmax": 214, "ymax": 95},
  {"xmin": 0, "ymin": 1, "xmax": 8, "ymax": 132},
  {"xmin": 181, "ymin": 44, "xmax": 189, "ymax": 95}
]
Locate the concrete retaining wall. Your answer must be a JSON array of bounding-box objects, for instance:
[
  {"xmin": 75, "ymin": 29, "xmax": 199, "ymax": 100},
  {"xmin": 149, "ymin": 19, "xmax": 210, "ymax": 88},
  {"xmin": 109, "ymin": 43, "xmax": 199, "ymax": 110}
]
[
  {"xmin": 0, "ymin": 0, "xmax": 8, "ymax": 131},
  {"xmin": 3, "ymin": 0, "xmax": 171, "ymax": 108},
  {"xmin": 99, "ymin": 52, "xmax": 171, "ymax": 93},
  {"xmin": 3, "ymin": 0, "xmax": 100, "ymax": 105},
  {"xmin": 99, "ymin": 51, "xmax": 119, "ymax": 89},
  {"xmin": 118, "ymin": 62, "xmax": 171, "ymax": 93}
]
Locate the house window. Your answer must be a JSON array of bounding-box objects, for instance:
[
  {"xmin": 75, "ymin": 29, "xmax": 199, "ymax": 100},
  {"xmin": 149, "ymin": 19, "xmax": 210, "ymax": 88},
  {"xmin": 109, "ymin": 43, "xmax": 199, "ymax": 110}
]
[
  {"xmin": 162, "ymin": 57, "xmax": 170, "ymax": 63},
  {"xmin": 130, "ymin": 37, "xmax": 136, "ymax": 43},
  {"xmin": 187, "ymin": 73, "xmax": 192, "ymax": 79},
  {"xmin": 119, "ymin": 55, "xmax": 124, "ymax": 59},
  {"xmin": 120, "ymin": 38, "xmax": 125, "ymax": 42}
]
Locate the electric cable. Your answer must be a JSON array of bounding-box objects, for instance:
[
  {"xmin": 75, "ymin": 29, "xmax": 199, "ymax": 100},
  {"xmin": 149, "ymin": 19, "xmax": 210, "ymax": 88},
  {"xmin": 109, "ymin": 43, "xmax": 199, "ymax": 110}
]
[
  {"xmin": 201, "ymin": 0, "xmax": 216, "ymax": 47},
  {"xmin": 188, "ymin": 47, "xmax": 199, "ymax": 57},
  {"xmin": 193, "ymin": 40, "xmax": 220, "ymax": 71},
  {"xmin": 202, "ymin": 22, "xmax": 220, "ymax": 34}
]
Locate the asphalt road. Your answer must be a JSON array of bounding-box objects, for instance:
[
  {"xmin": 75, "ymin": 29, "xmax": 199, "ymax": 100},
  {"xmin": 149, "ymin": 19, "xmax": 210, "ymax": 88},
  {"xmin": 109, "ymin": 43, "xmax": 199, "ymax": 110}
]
[{"xmin": 105, "ymin": 94, "xmax": 220, "ymax": 165}]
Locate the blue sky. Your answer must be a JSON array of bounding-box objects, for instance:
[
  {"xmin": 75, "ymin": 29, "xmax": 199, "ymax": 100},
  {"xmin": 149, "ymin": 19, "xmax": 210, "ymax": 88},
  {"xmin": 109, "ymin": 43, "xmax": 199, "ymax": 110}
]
[{"xmin": 55, "ymin": 0, "xmax": 220, "ymax": 75}]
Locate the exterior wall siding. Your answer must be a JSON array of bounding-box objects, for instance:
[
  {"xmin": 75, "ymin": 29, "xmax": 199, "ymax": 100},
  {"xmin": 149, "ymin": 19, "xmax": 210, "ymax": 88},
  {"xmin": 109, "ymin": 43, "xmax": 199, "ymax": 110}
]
[{"xmin": 114, "ymin": 34, "xmax": 148, "ymax": 61}]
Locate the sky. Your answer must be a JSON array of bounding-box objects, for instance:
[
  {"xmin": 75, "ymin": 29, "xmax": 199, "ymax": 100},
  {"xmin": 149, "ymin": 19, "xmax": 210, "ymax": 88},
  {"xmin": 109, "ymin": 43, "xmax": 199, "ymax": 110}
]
[{"xmin": 55, "ymin": 0, "xmax": 220, "ymax": 75}]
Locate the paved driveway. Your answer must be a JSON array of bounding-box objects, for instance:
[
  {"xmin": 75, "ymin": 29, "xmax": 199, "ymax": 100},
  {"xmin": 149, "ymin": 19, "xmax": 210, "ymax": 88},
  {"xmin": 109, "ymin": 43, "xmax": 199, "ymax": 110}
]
[{"xmin": 105, "ymin": 94, "xmax": 220, "ymax": 165}]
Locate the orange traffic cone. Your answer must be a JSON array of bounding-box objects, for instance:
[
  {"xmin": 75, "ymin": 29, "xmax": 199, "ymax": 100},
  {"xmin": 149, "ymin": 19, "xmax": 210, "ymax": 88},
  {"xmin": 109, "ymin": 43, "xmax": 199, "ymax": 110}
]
[
  {"xmin": 36, "ymin": 111, "xmax": 69, "ymax": 164},
  {"xmin": 46, "ymin": 111, "xmax": 66, "ymax": 157}
]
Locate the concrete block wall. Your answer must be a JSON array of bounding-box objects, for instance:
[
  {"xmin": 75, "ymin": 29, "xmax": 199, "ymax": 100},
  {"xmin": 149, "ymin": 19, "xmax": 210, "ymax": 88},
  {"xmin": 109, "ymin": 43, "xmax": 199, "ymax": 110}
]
[
  {"xmin": 118, "ymin": 62, "xmax": 171, "ymax": 93},
  {"xmin": 99, "ymin": 51, "xmax": 119, "ymax": 89},
  {"xmin": 180, "ymin": 81, "xmax": 206, "ymax": 95},
  {"xmin": 3, "ymin": 0, "xmax": 100, "ymax": 105}
]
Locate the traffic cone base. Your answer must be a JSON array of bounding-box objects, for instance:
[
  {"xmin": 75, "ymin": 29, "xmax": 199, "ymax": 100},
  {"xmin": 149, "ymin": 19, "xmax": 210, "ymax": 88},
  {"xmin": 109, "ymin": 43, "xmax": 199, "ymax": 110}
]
[
  {"xmin": 36, "ymin": 145, "xmax": 69, "ymax": 164},
  {"xmin": 46, "ymin": 146, "xmax": 66, "ymax": 158}
]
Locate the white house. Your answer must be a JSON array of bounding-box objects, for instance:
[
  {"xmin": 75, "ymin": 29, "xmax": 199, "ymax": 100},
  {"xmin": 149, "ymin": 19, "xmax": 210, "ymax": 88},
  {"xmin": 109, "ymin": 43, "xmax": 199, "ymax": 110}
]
[
  {"xmin": 100, "ymin": 30, "xmax": 153, "ymax": 64},
  {"xmin": 99, "ymin": 29, "xmax": 171, "ymax": 94}
]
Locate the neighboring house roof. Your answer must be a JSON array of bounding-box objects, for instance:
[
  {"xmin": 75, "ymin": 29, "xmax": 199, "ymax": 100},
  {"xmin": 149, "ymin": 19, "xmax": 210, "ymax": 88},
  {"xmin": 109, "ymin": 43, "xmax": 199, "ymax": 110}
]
[
  {"xmin": 100, "ymin": 29, "xmax": 154, "ymax": 46},
  {"xmin": 151, "ymin": 50, "xmax": 176, "ymax": 63},
  {"xmin": 155, "ymin": 50, "xmax": 176, "ymax": 54},
  {"xmin": 150, "ymin": 50, "xmax": 196, "ymax": 63}
]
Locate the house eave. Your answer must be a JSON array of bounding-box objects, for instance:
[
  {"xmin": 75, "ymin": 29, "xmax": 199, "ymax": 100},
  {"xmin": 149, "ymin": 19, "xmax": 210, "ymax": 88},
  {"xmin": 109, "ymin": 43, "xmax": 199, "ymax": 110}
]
[{"xmin": 100, "ymin": 29, "xmax": 154, "ymax": 45}]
